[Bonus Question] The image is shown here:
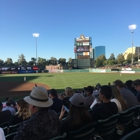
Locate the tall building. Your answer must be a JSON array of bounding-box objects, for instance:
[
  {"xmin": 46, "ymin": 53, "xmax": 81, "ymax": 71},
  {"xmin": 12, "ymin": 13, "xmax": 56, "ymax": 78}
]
[
  {"xmin": 94, "ymin": 46, "xmax": 106, "ymax": 59},
  {"xmin": 72, "ymin": 34, "xmax": 94, "ymax": 68},
  {"xmin": 123, "ymin": 46, "xmax": 140, "ymax": 60}
]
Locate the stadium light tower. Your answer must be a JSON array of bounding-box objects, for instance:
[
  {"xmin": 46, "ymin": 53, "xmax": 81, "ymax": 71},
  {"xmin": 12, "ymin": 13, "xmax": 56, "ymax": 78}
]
[
  {"xmin": 128, "ymin": 24, "xmax": 137, "ymax": 65},
  {"xmin": 32, "ymin": 33, "xmax": 39, "ymax": 65}
]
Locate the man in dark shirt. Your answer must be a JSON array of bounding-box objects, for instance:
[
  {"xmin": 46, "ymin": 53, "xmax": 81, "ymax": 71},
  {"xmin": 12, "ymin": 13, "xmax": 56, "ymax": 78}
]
[
  {"xmin": 0, "ymin": 102, "xmax": 12, "ymax": 125},
  {"xmin": 91, "ymin": 85, "xmax": 118, "ymax": 122},
  {"xmin": 14, "ymin": 86, "xmax": 60, "ymax": 140},
  {"xmin": 49, "ymin": 89, "xmax": 63, "ymax": 113}
]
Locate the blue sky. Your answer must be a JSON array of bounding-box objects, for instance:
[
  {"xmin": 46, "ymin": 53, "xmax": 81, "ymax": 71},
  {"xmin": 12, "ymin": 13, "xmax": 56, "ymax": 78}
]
[{"xmin": 0, "ymin": 0, "xmax": 140, "ymax": 62}]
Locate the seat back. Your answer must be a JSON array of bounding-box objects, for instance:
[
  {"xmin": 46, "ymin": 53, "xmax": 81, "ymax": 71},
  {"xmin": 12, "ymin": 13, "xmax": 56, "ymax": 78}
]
[
  {"xmin": 96, "ymin": 114, "xmax": 119, "ymax": 140},
  {"xmin": 68, "ymin": 122, "xmax": 96, "ymax": 140},
  {"xmin": 133, "ymin": 105, "xmax": 140, "ymax": 127},
  {"xmin": 120, "ymin": 128, "xmax": 140, "ymax": 140},
  {"xmin": 8, "ymin": 123, "xmax": 20, "ymax": 134},
  {"xmin": 118, "ymin": 107, "xmax": 135, "ymax": 134},
  {"xmin": 49, "ymin": 133, "xmax": 67, "ymax": 140},
  {"xmin": 0, "ymin": 122, "xmax": 8, "ymax": 128},
  {"xmin": 134, "ymin": 105, "xmax": 140, "ymax": 116},
  {"xmin": 5, "ymin": 132, "xmax": 17, "ymax": 140}
]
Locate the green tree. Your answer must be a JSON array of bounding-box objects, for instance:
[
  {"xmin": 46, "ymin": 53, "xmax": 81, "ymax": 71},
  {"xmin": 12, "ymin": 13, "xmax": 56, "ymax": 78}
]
[
  {"xmin": 133, "ymin": 53, "xmax": 138, "ymax": 62},
  {"xmin": 106, "ymin": 59, "xmax": 117, "ymax": 66},
  {"xmin": 13, "ymin": 62, "xmax": 19, "ymax": 66},
  {"xmin": 58, "ymin": 58, "xmax": 66, "ymax": 65},
  {"xmin": 49, "ymin": 57, "xmax": 57, "ymax": 65},
  {"xmin": 95, "ymin": 55, "xmax": 106, "ymax": 67},
  {"xmin": 109, "ymin": 53, "xmax": 115, "ymax": 60},
  {"xmin": 31, "ymin": 57, "xmax": 36, "ymax": 65},
  {"xmin": 126, "ymin": 53, "xmax": 132, "ymax": 64},
  {"xmin": 28, "ymin": 57, "xmax": 36, "ymax": 66},
  {"xmin": 0, "ymin": 59, "xmax": 4, "ymax": 66},
  {"xmin": 67, "ymin": 57, "xmax": 72, "ymax": 68},
  {"xmin": 117, "ymin": 54, "xmax": 125, "ymax": 64},
  {"xmin": 38, "ymin": 57, "xmax": 47, "ymax": 69},
  {"xmin": 18, "ymin": 54, "xmax": 27, "ymax": 66},
  {"xmin": 5, "ymin": 58, "xmax": 13, "ymax": 66}
]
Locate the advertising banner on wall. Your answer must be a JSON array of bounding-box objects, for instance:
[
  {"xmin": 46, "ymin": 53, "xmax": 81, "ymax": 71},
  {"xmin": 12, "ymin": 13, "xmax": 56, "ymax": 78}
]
[
  {"xmin": 76, "ymin": 46, "xmax": 90, "ymax": 52},
  {"xmin": 76, "ymin": 37, "xmax": 89, "ymax": 41},
  {"xmin": 83, "ymin": 42, "xmax": 89, "ymax": 45},
  {"xmin": 83, "ymin": 52, "xmax": 89, "ymax": 56}
]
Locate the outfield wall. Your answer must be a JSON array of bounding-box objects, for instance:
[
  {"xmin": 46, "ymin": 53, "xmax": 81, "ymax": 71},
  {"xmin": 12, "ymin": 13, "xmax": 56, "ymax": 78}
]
[{"xmin": 47, "ymin": 68, "xmax": 140, "ymax": 73}]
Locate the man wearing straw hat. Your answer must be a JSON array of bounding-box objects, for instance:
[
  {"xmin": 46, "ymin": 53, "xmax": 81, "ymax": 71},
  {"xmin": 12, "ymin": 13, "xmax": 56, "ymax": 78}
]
[{"xmin": 14, "ymin": 86, "xmax": 60, "ymax": 140}]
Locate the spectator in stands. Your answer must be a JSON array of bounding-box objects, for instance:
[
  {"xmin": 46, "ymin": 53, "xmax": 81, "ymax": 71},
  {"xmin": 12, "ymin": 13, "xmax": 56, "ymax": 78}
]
[
  {"xmin": 111, "ymin": 85, "xmax": 128, "ymax": 112},
  {"xmin": 133, "ymin": 79, "xmax": 140, "ymax": 104},
  {"xmin": 2, "ymin": 101, "xmax": 15, "ymax": 115},
  {"xmin": 13, "ymin": 86, "xmax": 60, "ymax": 140},
  {"xmin": 92, "ymin": 87, "xmax": 99, "ymax": 98},
  {"xmin": 113, "ymin": 80, "xmax": 139, "ymax": 108},
  {"xmin": 0, "ymin": 102, "xmax": 12, "ymax": 125},
  {"xmin": 91, "ymin": 85, "xmax": 118, "ymax": 122},
  {"xmin": 3, "ymin": 98, "xmax": 16, "ymax": 109},
  {"xmin": 59, "ymin": 93, "xmax": 92, "ymax": 134},
  {"xmin": 125, "ymin": 80, "xmax": 137, "ymax": 96},
  {"xmin": 63, "ymin": 87, "xmax": 74, "ymax": 109},
  {"xmin": 84, "ymin": 86, "xmax": 95, "ymax": 107},
  {"xmin": 0, "ymin": 127, "xmax": 5, "ymax": 140},
  {"xmin": 8, "ymin": 98, "xmax": 31, "ymax": 127},
  {"xmin": 49, "ymin": 89, "xmax": 63, "ymax": 113}
]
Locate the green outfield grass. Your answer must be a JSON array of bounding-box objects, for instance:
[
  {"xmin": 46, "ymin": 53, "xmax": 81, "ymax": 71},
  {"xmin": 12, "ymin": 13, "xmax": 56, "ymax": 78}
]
[{"xmin": 0, "ymin": 73, "xmax": 139, "ymax": 92}]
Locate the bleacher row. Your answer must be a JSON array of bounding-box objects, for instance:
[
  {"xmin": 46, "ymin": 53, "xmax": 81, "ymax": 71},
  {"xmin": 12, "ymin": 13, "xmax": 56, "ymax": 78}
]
[{"xmin": 1, "ymin": 105, "xmax": 140, "ymax": 140}]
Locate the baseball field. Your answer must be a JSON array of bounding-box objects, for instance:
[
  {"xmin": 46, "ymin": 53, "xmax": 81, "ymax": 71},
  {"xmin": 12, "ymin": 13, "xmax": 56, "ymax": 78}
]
[{"xmin": 0, "ymin": 72, "xmax": 139, "ymax": 101}]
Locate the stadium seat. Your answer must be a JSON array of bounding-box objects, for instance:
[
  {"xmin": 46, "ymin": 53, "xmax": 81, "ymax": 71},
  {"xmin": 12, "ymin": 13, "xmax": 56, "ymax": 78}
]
[
  {"xmin": 0, "ymin": 122, "xmax": 8, "ymax": 128},
  {"xmin": 134, "ymin": 105, "xmax": 140, "ymax": 117},
  {"xmin": 119, "ymin": 128, "xmax": 140, "ymax": 140},
  {"xmin": 5, "ymin": 131, "xmax": 17, "ymax": 140},
  {"xmin": 67, "ymin": 122, "xmax": 96, "ymax": 140},
  {"xmin": 95, "ymin": 114, "xmax": 119, "ymax": 140},
  {"xmin": 117, "ymin": 107, "xmax": 135, "ymax": 136},
  {"xmin": 8, "ymin": 123, "xmax": 20, "ymax": 134},
  {"xmin": 133, "ymin": 105, "xmax": 140, "ymax": 127},
  {"xmin": 49, "ymin": 133, "xmax": 67, "ymax": 140}
]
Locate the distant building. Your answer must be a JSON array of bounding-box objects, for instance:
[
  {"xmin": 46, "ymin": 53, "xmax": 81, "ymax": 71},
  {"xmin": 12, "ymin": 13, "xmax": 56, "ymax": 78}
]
[
  {"xmin": 123, "ymin": 46, "xmax": 140, "ymax": 60},
  {"xmin": 94, "ymin": 46, "xmax": 106, "ymax": 59},
  {"xmin": 46, "ymin": 64, "xmax": 68, "ymax": 72}
]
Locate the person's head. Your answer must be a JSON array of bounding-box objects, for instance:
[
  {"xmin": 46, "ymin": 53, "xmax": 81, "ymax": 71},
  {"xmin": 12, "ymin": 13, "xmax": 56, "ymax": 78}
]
[
  {"xmin": 84, "ymin": 86, "xmax": 93, "ymax": 96},
  {"xmin": 24, "ymin": 86, "xmax": 53, "ymax": 114},
  {"xmin": 0, "ymin": 102, "xmax": 2, "ymax": 111},
  {"xmin": 69, "ymin": 93, "xmax": 86, "ymax": 108},
  {"xmin": 113, "ymin": 80, "xmax": 124, "ymax": 89},
  {"xmin": 49, "ymin": 89, "xmax": 58, "ymax": 99},
  {"xmin": 16, "ymin": 98, "xmax": 31, "ymax": 120},
  {"xmin": 6, "ymin": 97, "xmax": 10, "ymax": 101},
  {"xmin": 9, "ymin": 98, "xmax": 16, "ymax": 107},
  {"xmin": 111, "ymin": 85, "xmax": 128, "ymax": 111},
  {"xmin": 99, "ymin": 85, "xmax": 113, "ymax": 102},
  {"xmin": 111, "ymin": 85, "xmax": 123, "ymax": 99},
  {"xmin": 125, "ymin": 80, "xmax": 133, "ymax": 88},
  {"xmin": 69, "ymin": 93, "xmax": 91, "ymax": 125},
  {"xmin": 6, "ymin": 101, "xmax": 11, "ymax": 106},
  {"xmin": 133, "ymin": 79, "xmax": 140, "ymax": 92},
  {"xmin": 65, "ymin": 87, "xmax": 73, "ymax": 97}
]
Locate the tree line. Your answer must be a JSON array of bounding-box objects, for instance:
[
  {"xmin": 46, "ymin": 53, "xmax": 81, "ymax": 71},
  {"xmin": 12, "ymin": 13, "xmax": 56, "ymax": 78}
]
[
  {"xmin": 95, "ymin": 53, "xmax": 139, "ymax": 67},
  {"xmin": 0, "ymin": 54, "xmax": 72, "ymax": 69},
  {"xmin": 0, "ymin": 53, "xmax": 139, "ymax": 69}
]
